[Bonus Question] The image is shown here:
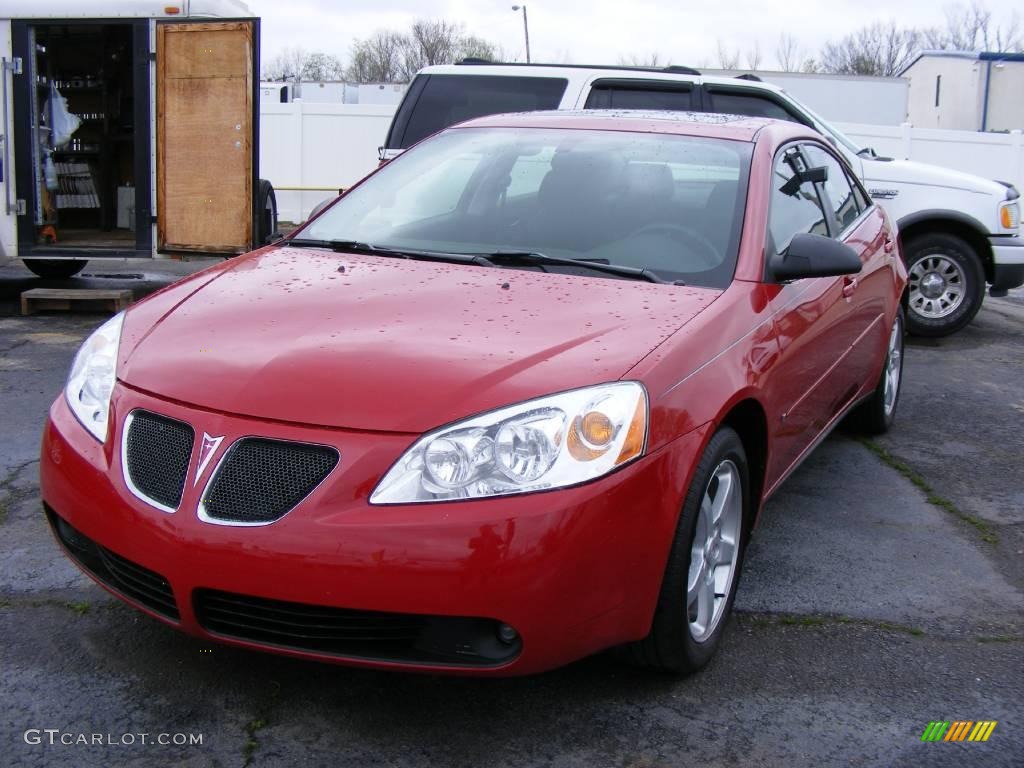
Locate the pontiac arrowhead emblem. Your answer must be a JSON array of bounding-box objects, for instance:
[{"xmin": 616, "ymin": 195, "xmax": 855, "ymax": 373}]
[{"xmin": 194, "ymin": 432, "xmax": 225, "ymax": 486}]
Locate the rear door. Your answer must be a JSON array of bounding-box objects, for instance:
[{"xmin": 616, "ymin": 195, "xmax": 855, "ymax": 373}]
[
  {"xmin": 156, "ymin": 20, "xmax": 256, "ymax": 253},
  {"xmin": 581, "ymin": 78, "xmax": 697, "ymax": 111},
  {"xmin": 701, "ymin": 86, "xmax": 806, "ymax": 123}
]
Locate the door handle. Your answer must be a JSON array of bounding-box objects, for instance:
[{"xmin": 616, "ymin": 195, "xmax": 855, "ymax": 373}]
[{"xmin": 842, "ymin": 276, "xmax": 858, "ymax": 298}]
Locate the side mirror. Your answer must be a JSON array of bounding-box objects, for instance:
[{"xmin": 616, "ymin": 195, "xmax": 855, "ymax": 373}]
[{"xmin": 771, "ymin": 232, "xmax": 862, "ymax": 281}]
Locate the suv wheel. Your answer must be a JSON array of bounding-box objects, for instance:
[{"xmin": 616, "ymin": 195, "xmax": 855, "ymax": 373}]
[{"xmin": 904, "ymin": 233, "xmax": 984, "ymax": 337}]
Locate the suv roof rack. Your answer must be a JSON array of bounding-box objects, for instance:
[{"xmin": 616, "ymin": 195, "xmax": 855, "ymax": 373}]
[
  {"xmin": 455, "ymin": 60, "xmax": 702, "ymax": 76},
  {"xmin": 735, "ymin": 73, "xmax": 762, "ymax": 82}
]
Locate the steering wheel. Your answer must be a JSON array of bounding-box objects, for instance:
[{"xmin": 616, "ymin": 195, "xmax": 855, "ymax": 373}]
[{"xmin": 631, "ymin": 223, "xmax": 720, "ymax": 270}]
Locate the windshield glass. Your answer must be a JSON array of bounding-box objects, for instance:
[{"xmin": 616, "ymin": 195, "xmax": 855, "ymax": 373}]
[
  {"xmin": 302, "ymin": 127, "xmax": 752, "ymax": 289},
  {"xmin": 788, "ymin": 98, "xmax": 864, "ymax": 154}
]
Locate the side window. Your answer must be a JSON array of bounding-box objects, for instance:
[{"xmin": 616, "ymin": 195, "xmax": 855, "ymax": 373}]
[
  {"xmin": 705, "ymin": 89, "xmax": 798, "ymax": 123},
  {"xmin": 585, "ymin": 84, "xmax": 693, "ymax": 111},
  {"xmin": 393, "ymin": 75, "xmax": 568, "ymax": 149},
  {"xmin": 850, "ymin": 173, "xmax": 872, "ymax": 213},
  {"xmin": 768, "ymin": 147, "xmax": 829, "ymax": 253},
  {"xmin": 803, "ymin": 145, "xmax": 862, "ymax": 233}
]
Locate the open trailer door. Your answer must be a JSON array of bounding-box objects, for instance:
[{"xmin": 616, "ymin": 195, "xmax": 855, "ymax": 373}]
[
  {"xmin": 0, "ymin": 21, "xmax": 16, "ymax": 260},
  {"xmin": 156, "ymin": 19, "xmax": 257, "ymax": 253}
]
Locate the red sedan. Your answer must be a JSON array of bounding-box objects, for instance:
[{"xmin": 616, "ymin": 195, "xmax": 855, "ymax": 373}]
[{"xmin": 42, "ymin": 111, "xmax": 906, "ymax": 676}]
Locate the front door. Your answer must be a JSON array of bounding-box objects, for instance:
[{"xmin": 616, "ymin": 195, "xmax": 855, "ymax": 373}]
[
  {"xmin": 762, "ymin": 144, "xmax": 864, "ymax": 482},
  {"xmin": 156, "ymin": 20, "xmax": 256, "ymax": 253}
]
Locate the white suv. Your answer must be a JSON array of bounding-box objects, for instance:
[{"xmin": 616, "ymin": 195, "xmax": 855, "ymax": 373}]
[{"xmin": 381, "ymin": 62, "xmax": 1023, "ymax": 337}]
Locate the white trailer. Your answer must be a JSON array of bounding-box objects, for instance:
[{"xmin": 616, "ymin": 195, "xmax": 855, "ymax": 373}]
[{"xmin": 0, "ymin": 0, "xmax": 276, "ymax": 278}]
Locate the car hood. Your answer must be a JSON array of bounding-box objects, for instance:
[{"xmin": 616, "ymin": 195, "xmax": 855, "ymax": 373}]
[
  {"xmin": 119, "ymin": 247, "xmax": 720, "ymax": 433},
  {"xmin": 862, "ymin": 157, "xmax": 1007, "ymax": 198}
]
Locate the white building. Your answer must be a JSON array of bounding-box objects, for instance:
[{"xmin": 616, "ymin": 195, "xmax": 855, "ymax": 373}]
[
  {"xmin": 704, "ymin": 69, "xmax": 908, "ymax": 126},
  {"xmin": 901, "ymin": 51, "xmax": 1024, "ymax": 132}
]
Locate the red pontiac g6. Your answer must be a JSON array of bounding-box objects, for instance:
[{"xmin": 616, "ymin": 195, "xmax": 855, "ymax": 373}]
[{"xmin": 42, "ymin": 112, "xmax": 907, "ymax": 676}]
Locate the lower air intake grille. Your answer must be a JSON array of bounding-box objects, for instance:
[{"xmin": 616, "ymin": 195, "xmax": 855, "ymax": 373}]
[
  {"xmin": 193, "ymin": 589, "xmax": 521, "ymax": 666},
  {"xmin": 46, "ymin": 506, "xmax": 179, "ymax": 620},
  {"xmin": 201, "ymin": 438, "xmax": 338, "ymax": 524},
  {"xmin": 124, "ymin": 410, "xmax": 194, "ymax": 510}
]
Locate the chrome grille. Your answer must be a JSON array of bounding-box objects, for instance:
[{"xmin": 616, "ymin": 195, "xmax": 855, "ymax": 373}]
[{"xmin": 123, "ymin": 410, "xmax": 194, "ymax": 511}]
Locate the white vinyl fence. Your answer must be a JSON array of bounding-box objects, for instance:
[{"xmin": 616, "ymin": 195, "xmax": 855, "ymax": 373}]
[
  {"xmin": 260, "ymin": 101, "xmax": 395, "ymax": 223},
  {"xmin": 259, "ymin": 101, "xmax": 1024, "ymax": 223},
  {"xmin": 837, "ymin": 122, "xmax": 1024, "ymax": 193}
]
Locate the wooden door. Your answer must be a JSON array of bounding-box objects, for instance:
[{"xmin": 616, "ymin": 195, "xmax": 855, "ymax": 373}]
[{"xmin": 157, "ymin": 21, "xmax": 254, "ymax": 253}]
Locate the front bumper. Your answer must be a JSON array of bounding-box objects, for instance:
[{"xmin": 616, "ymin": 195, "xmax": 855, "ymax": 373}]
[
  {"xmin": 989, "ymin": 235, "xmax": 1024, "ymax": 293},
  {"xmin": 41, "ymin": 385, "xmax": 706, "ymax": 675}
]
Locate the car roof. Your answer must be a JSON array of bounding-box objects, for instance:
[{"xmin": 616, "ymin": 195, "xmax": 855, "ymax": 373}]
[
  {"xmin": 452, "ymin": 109, "xmax": 805, "ymax": 144},
  {"xmin": 419, "ymin": 63, "xmax": 786, "ymax": 93}
]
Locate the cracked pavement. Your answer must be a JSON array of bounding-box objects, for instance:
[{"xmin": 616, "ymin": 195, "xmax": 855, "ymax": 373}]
[{"xmin": 0, "ymin": 259, "xmax": 1022, "ymax": 767}]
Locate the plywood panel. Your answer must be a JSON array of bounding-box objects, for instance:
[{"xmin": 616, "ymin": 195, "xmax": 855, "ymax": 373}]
[{"xmin": 157, "ymin": 22, "xmax": 253, "ymax": 253}]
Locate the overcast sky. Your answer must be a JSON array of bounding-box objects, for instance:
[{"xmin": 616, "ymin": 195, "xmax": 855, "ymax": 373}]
[{"xmin": 247, "ymin": 0, "xmax": 1020, "ymax": 70}]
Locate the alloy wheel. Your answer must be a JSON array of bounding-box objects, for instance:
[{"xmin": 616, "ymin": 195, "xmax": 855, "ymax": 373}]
[
  {"xmin": 883, "ymin": 313, "xmax": 903, "ymax": 416},
  {"xmin": 908, "ymin": 255, "xmax": 965, "ymax": 319},
  {"xmin": 687, "ymin": 459, "xmax": 742, "ymax": 642}
]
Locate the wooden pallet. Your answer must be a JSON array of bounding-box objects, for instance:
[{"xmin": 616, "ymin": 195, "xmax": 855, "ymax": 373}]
[{"xmin": 21, "ymin": 288, "xmax": 134, "ymax": 316}]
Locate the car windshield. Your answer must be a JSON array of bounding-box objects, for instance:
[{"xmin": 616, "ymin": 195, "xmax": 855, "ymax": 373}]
[
  {"xmin": 301, "ymin": 127, "xmax": 752, "ymax": 289},
  {"xmin": 789, "ymin": 98, "xmax": 864, "ymax": 155}
]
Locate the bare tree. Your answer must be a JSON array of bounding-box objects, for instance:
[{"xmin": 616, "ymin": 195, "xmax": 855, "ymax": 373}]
[
  {"xmin": 922, "ymin": 1, "xmax": 1023, "ymax": 52},
  {"xmin": 744, "ymin": 41, "xmax": 762, "ymax": 71},
  {"xmin": 460, "ymin": 34, "xmax": 500, "ymax": 62},
  {"xmin": 301, "ymin": 52, "xmax": 345, "ymax": 81},
  {"xmin": 262, "ymin": 46, "xmax": 310, "ymax": 81},
  {"xmin": 397, "ymin": 19, "xmax": 498, "ymax": 81},
  {"xmin": 346, "ymin": 31, "xmax": 405, "ymax": 83},
  {"xmin": 347, "ymin": 20, "xmax": 500, "ymax": 83},
  {"xmin": 819, "ymin": 21, "xmax": 920, "ymax": 76},
  {"xmin": 618, "ymin": 52, "xmax": 664, "ymax": 67},
  {"xmin": 776, "ymin": 33, "xmax": 803, "ymax": 72},
  {"xmin": 715, "ymin": 40, "xmax": 741, "ymax": 69},
  {"xmin": 801, "ymin": 57, "xmax": 821, "ymax": 74}
]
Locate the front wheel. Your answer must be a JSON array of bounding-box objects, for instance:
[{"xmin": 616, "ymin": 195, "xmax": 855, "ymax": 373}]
[
  {"xmin": 904, "ymin": 233, "xmax": 984, "ymax": 337},
  {"xmin": 625, "ymin": 426, "xmax": 749, "ymax": 674}
]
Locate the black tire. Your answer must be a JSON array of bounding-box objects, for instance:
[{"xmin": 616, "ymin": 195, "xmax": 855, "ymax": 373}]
[
  {"xmin": 848, "ymin": 306, "xmax": 905, "ymax": 435},
  {"xmin": 255, "ymin": 179, "xmax": 278, "ymax": 245},
  {"xmin": 903, "ymin": 233, "xmax": 984, "ymax": 337},
  {"xmin": 24, "ymin": 259, "xmax": 88, "ymax": 279},
  {"xmin": 625, "ymin": 426, "xmax": 750, "ymax": 674}
]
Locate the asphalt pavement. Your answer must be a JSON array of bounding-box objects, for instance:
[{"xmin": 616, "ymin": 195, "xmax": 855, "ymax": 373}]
[{"xmin": 0, "ymin": 257, "xmax": 1021, "ymax": 767}]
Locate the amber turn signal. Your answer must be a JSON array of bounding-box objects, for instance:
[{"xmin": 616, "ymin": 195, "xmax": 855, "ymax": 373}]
[{"xmin": 615, "ymin": 396, "xmax": 647, "ymax": 465}]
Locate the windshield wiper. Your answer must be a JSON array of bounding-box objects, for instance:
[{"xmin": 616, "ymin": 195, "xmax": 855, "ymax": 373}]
[
  {"xmin": 287, "ymin": 238, "xmax": 398, "ymax": 254},
  {"xmin": 286, "ymin": 238, "xmax": 495, "ymax": 267},
  {"xmin": 482, "ymin": 251, "xmax": 670, "ymax": 284}
]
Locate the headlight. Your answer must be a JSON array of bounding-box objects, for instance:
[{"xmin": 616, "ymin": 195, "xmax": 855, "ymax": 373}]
[
  {"xmin": 371, "ymin": 382, "xmax": 648, "ymax": 504},
  {"xmin": 1000, "ymin": 200, "xmax": 1020, "ymax": 232},
  {"xmin": 65, "ymin": 312, "xmax": 124, "ymax": 441}
]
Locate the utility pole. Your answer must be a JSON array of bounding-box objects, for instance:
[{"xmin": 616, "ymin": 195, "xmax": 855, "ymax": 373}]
[{"xmin": 512, "ymin": 5, "xmax": 531, "ymax": 63}]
